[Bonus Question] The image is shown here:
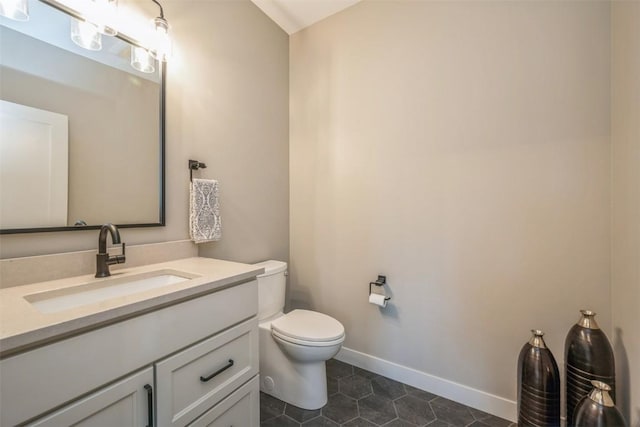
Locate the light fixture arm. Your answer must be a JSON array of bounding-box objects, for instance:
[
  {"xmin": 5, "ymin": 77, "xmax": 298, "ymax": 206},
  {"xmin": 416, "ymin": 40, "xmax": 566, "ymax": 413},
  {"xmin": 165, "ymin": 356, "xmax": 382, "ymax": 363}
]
[{"xmin": 151, "ymin": 0, "xmax": 164, "ymax": 19}]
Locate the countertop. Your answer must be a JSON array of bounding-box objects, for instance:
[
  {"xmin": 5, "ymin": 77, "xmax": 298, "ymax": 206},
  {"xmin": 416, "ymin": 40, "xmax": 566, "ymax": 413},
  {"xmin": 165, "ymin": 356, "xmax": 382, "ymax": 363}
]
[{"xmin": 0, "ymin": 257, "xmax": 263, "ymax": 357}]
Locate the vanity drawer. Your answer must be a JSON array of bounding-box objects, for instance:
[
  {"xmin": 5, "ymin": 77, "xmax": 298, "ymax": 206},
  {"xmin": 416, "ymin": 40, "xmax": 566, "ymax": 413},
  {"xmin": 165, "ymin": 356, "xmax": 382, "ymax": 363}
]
[
  {"xmin": 188, "ymin": 376, "xmax": 259, "ymax": 427},
  {"xmin": 155, "ymin": 318, "xmax": 259, "ymax": 427}
]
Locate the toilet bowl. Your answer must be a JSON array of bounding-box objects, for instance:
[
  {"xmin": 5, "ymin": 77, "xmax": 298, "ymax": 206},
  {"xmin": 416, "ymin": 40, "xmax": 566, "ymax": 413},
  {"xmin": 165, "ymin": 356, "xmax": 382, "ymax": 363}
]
[{"xmin": 254, "ymin": 261, "xmax": 345, "ymax": 410}]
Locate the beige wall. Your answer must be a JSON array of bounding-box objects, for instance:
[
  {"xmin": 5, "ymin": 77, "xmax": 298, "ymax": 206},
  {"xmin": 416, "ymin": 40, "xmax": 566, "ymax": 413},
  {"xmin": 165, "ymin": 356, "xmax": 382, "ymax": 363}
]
[
  {"xmin": 0, "ymin": 0, "xmax": 289, "ymax": 266},
  {"xmin": 171, "ymin": 0, "xmax": 289, "ymax": 264},
  {"xmin": 290, "ymin": 0, "xmax": 611, "ymax": 409},
  {"xmin": 612, "ymin": 2, "xmax": 640, "ymax": 426}
]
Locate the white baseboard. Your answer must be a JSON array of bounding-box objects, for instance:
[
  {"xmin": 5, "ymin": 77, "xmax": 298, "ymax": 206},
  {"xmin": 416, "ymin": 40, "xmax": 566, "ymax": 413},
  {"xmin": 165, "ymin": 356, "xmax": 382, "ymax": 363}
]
[{"xmin": 335, "ymin": 347, "xmax": 517, "ymax": 423}]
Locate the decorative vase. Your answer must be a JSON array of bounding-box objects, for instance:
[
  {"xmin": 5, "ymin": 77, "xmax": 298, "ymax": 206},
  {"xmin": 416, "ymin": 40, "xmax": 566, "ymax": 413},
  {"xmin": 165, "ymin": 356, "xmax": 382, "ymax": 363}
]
[
  {"xmin": 574, "ymin": 381, "xmax": 626, "ymax": 427},
  {"xmin": 517, "ymin": 330, "xmax": 560, "ymax": 427},
  {"xmin": 565, "ymin": 310, "xmax": 616, "ymax": 427}
]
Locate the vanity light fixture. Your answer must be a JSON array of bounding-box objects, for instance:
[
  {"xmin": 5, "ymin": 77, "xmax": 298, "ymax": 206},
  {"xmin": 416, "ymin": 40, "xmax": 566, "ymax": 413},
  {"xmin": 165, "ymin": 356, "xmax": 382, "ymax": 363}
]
[
  {"xmin": 39, "ymin": 0, "xmax": 170, "ymax": 72},
  {"xmin": 70, "ymin": 17, "xmax": 102, "ymax": 51},
  {"xmin": 130, "ymin": 0, "xmax": 171, "ymax": 73},
  {"xmin": 131, "ymin": 46, "xmax": 155, "ymax": 73},
  {"xmin": 69, "ymin": 0, "xmax": 118, "ymax": 52},
  {"xmin": 150, "ymin": 0, "xmax": 171, "ymax": 62},
  {"xmin": 0, "ymin": 0, "xmax": 29, "ymax": 21}
]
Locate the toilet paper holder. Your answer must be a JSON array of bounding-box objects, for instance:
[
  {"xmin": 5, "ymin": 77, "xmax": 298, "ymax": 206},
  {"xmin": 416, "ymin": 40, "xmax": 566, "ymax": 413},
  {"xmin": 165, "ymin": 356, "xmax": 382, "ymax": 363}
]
[{"xmin": 369, "ymin": 275, "xmax": 391, "ymax": 302}]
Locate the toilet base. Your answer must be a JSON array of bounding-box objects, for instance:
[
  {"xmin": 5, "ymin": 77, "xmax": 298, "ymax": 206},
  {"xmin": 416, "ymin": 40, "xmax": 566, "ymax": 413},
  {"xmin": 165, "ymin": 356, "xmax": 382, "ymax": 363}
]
[{"xmin": 259, "ymin": 321, "xmax": 329, "ymax": 410}]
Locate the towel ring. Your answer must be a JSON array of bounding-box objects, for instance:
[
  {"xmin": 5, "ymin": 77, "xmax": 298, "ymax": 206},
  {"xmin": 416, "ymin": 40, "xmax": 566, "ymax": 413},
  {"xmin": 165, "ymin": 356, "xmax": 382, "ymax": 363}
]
[{"xmin": 189, "ymin": 159, "xmax": 207, "ymax": 182}]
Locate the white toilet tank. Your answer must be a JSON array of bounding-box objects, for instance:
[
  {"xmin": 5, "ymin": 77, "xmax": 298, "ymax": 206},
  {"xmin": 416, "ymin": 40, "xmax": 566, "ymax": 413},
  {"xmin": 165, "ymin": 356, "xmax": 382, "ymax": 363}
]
[{"xmin": 253, "ymin": 260, "xmax": 287, "ymax": 321}]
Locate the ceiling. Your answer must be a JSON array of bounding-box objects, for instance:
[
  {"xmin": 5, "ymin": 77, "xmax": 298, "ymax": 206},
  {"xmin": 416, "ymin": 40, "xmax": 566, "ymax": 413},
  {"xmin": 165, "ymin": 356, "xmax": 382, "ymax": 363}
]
[{"xmin": 251, "ymin": 0, "xmax": 361, "ymax": 34}]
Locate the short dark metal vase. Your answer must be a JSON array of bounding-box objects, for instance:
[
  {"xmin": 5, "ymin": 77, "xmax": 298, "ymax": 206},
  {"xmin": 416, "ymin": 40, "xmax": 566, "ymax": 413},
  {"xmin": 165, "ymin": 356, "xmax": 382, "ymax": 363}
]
[
  {"xmin": 565, "ymin": 310, "xmax": 616, "ymax": 427},
  {"xmin": 517, "ymin": 330, "xmax": 560, "ymax": 427},
  {"xmin": 574, "ymin": 380, "xmax": 627, "ymax": 427}
]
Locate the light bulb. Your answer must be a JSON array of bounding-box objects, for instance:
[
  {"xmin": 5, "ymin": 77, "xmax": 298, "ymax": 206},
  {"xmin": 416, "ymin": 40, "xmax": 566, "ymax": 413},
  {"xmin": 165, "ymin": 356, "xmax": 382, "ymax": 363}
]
[
  {"xmin": 0, "ymin": 0, "xmax": 29, "ymax": 21},
  {"xmin": 150, "ymin": 16, "xmax": 172, "ymax": 62},
  {"xmin": 91, "ymin": 0, "xmax": 118, "ymax": 36},
  {"xmin": 131, "ymin": 46, "xmax": 155, "ymax": 74},
  {"xmin": 71, "ymin": 18, "xmax": 102, "ymax": 51}
]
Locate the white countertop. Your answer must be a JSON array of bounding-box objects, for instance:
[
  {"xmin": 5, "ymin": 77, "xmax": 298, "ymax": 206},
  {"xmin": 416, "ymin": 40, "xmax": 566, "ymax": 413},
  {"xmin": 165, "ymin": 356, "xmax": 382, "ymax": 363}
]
[{"xmin": 0, "ymin": 257, "xmax": 263, "ymax": 356}]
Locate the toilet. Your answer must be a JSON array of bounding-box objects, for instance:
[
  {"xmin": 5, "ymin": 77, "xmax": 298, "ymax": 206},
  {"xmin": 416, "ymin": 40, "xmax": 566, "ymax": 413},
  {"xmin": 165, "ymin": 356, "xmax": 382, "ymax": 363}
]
[{"xmin": 254, "ymin": 260, "xmax": 345, "ymax": 410}]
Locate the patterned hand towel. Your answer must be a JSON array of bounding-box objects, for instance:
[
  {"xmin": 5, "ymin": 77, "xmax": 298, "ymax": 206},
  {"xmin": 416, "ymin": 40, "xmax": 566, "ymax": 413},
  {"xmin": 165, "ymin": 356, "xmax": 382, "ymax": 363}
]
[{"xmin": 189, "ymin": 178, "xmax": 222, "ymax": 243}]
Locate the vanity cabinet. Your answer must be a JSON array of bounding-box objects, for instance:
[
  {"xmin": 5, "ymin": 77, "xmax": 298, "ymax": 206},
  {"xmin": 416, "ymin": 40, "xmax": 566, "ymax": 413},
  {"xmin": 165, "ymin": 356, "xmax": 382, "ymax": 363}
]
[{"xmin": 0, "ymin": 277, "xmax": 259, "ymax": 427}]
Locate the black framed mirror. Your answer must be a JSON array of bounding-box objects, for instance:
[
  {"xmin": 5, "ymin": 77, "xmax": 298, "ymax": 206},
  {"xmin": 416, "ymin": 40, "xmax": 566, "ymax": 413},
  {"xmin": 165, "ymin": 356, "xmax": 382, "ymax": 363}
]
[{"xmin": 0, "ymin": 0, "xmax": 165, "ymax": 234}]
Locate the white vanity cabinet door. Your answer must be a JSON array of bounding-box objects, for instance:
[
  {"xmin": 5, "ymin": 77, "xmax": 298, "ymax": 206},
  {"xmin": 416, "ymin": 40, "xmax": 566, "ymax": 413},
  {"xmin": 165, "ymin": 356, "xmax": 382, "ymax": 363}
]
[
  {"xmin": 188, "ymin": 376, "xmax": 259, "ymax": 427},
  {"xmin": 27, "ymin": 367, "xmax": 153, "ymax": 427},
  {"xmin": 155, "ymin": 318, "xmax": 259, "ymax": 427}
]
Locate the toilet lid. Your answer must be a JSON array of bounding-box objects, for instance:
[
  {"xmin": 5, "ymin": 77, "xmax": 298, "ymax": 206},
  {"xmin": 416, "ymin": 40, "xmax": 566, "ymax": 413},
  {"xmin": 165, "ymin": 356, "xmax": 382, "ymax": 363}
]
[{"xmin": 271, "ymin": 309, "xmax": 345, "ymax": 342}]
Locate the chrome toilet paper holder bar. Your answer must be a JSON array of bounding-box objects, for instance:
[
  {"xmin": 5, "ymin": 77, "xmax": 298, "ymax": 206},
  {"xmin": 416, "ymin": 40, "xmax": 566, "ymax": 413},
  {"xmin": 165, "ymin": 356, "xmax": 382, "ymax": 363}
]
[{"xmin": 369, "ymin": 275, "xmax": 391, "ymax": 301}]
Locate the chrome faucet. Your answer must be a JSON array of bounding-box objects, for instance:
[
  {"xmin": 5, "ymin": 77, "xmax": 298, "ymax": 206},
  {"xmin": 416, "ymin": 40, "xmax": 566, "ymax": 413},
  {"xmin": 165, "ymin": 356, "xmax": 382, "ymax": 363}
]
[{"xmin": 95, "ymin": 223, "xmax": 126, "ymax": 278}]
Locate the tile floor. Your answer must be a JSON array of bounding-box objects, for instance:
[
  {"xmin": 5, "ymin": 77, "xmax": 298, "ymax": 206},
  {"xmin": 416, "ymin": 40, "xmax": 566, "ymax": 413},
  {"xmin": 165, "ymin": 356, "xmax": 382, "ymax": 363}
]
[{"xmin": 260, "ymin": 359, "xmax": 515, "ymax": 427}]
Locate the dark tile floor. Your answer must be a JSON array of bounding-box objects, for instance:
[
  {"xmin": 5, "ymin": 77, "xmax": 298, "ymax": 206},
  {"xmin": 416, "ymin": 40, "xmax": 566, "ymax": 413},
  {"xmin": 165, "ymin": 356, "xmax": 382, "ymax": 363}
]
[{"xmin": 260, "ymin": 359, "xmax": 516, "ymax": 427}]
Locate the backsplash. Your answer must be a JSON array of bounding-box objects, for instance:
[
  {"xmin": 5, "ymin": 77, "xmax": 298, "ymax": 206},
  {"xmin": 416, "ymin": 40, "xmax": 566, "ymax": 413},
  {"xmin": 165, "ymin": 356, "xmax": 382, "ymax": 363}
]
[{"xmin": 0, "ymin": 240, "xmax": 197, "ymax": 289}]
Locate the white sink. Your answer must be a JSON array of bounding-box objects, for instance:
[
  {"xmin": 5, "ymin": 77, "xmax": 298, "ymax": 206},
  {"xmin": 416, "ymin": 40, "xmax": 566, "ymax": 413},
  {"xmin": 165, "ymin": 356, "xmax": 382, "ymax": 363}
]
[{"xmin": 24, "ymin": 269, "xmax": 198, "ymax": 314}]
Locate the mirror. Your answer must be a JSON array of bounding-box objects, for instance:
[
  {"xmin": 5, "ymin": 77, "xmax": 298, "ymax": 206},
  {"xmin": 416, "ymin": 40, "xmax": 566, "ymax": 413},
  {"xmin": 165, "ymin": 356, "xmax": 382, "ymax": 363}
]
[{"xmin": 0, "ymin": 0, "xmax": 165, "ymax": 234}]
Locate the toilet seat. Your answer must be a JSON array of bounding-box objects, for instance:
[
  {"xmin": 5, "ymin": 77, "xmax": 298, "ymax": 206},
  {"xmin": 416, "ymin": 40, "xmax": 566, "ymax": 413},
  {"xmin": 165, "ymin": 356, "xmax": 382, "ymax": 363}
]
[
  {"xmin": 271, "ymin": 329, "xmax": 345, "ymax": 347},
  {"xmin": 271, "ymin": 309, "xmax": 345, "ymax": 347}
]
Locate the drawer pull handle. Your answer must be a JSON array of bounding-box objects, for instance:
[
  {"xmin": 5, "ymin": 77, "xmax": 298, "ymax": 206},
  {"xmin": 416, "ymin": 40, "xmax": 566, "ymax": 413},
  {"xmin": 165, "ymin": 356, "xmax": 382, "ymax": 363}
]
[
  {"xmin": 144, "ymin": 384, "xmax": 153, "ymax": 427},
  {"xmin": 200, "ymin": 359, "xmax": 234, "ymax": 382}
]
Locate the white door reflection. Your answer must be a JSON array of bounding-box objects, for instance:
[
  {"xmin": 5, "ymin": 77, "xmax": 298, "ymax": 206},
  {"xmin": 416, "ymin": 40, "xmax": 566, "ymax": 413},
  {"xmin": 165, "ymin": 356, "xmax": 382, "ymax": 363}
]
[{"xmin": 0, "ymin": 99, "xmax": 68, "ymax": 229}]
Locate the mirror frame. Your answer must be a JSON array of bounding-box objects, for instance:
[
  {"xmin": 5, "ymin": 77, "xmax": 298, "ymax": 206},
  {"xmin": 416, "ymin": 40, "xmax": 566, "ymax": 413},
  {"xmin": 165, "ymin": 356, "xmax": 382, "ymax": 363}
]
[{"xmin": 0, "ymin": 0, "xmax": 166, "ymax": 235}]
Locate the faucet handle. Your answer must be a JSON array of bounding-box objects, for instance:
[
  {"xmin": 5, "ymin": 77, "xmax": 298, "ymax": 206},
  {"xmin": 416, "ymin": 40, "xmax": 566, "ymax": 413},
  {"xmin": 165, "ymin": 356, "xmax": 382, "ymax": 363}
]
[{"xmin": 114, "ymin": 242, "xmax": 126, "ymax": 264}]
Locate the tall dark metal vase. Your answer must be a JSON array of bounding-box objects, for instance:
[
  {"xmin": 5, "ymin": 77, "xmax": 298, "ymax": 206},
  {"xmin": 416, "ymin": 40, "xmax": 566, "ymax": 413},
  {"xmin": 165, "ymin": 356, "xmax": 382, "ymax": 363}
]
[
  {"xmin": 574, "ymin": 381, "xmax": 627, "ymax": 427},
  {"xmin": 565, "ymin": 310, "xmax": 616, "ymax": 427},
  {"xmin": 517, "ymin": 330, "xmax": 560, "ymax": 427}
]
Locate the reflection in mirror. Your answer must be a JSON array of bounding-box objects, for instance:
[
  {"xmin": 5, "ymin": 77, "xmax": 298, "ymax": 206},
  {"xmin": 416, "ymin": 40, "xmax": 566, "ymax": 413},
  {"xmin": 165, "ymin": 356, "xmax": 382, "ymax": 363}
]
[{"xmin": 0, "ymin": 0, "xmax": 164, "ymax": 233}]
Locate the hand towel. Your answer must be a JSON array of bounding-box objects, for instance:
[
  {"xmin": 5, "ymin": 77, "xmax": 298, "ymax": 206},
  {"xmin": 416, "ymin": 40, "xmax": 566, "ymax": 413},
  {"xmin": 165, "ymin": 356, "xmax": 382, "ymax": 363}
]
[{"xmin": 189, "ymin": 178, "xmax": 222, "ymax": 243}]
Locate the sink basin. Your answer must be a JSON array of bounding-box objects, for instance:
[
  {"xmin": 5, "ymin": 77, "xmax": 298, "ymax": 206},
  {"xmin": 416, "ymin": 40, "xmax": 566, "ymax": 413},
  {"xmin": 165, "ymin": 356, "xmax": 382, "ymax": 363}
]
[{"xmin": 24, "ymin": 269, "xmax": 198, "ymax": 314}]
